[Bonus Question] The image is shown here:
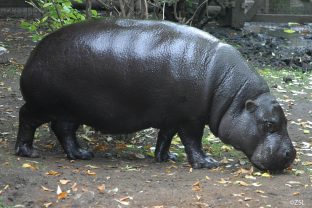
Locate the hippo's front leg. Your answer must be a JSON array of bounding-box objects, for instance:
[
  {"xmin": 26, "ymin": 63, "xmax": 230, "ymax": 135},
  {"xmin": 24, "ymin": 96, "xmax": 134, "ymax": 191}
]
[
  {"xmin": 178, "ymin": 121, "xmax": 219, "ymax": 169},
  {"xmin": 155, "ymin": 128, "xmax": 178, "ymax": 162}
]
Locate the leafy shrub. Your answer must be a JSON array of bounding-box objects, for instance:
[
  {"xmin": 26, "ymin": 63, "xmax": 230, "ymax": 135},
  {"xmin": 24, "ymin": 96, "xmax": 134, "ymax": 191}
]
[{"xmin": 21, "ymin": 0, "xmax": 98, "ymax": 41}]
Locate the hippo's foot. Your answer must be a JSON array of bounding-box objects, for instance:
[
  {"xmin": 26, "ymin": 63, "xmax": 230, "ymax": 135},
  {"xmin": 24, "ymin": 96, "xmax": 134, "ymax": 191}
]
[
  {"xmin": 15, "ymin": 144, "xmax": 40, "ymax": 158},
  {"xmin": 155, "ymin": 128, "xmax": 177, "ymax": 162},
  {"xmin": 51, "ymin": 120, "xmax": 94, "ymax": 160},
  {"xmin": 66, "ymin": 148, "xmax": 94, "ymax": 160},
  {"xmin": 191, "ymin": 156, "xmax": 219, "ymax": 169},
  {"xmin": 155, "ymin": 152, "xmax": 178, "ymax": 162}
]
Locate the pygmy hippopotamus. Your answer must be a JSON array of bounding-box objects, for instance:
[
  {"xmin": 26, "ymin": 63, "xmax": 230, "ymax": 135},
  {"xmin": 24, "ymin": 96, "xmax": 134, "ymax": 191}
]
[{"xmin": 15, "ymin": 19, "xmax": 296, "ymax": 171}]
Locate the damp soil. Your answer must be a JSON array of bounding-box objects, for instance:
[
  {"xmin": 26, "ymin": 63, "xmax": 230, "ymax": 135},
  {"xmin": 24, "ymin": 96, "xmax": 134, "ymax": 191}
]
[{"xmin": 0, "ymin": 19, "xmax": 312, "ymax": 208}]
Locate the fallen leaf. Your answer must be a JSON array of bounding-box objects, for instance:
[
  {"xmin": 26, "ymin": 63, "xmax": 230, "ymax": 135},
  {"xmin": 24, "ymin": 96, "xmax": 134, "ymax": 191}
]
[
  {"xmin": 0, "ymin": 185, "xmax": 9, "ymax": 195},
  {"xmin": 71, "ymin": 183, "xmax": 78, "ymax": 192},
  {"xmin": 82, "ymin": 187, "xmax": 89, "ymax": 192},
  {"xmin": 234, "ymin": 181, "xmax": 250, "ymax": 186},
  {"xmin": 244, "ymin": 197, "xmax": 252, "ymax": 201},
  {"xmin": 253, "ymin": 172, "xmax": 262, "ymax": 176},
  {"xmin": 255, "ymin": 190, "xmax": 265, "ymax": 194},
  {"xmin": 85, "ymin": 165, "xmax": 99, "ymax": 169},
  {"xmin": 217, "ymin": 178, "xmax": 231, "ymax": 184},
  {"xmin": 221, "ymin": 145, "xmax": 232, "ymax": 152},
  {"xmin": 220, "ymin": 157, "xmax": 229, "ymax": 164},
  {"xmin": 94, "ymin": 143, "xmax": 109, "ymax": 152},
  {"xmin": 56, "ymin": 185, "xmax": 62, "ymax": 195},
  {"xmin": 245, "ymin": 175, "xmax": 256, "ymax": 180},
  {"xmin": 261, "ymin": 172, "xmax": 272, "ymax": 178},
  {"xmin": 56, "ymin": 185, "xmax": 67, "ymax": 200},
  {"xmin": 294, "ymin": 170, "xmax": 305, "ymax": 176},
  {"xmin": 41, "ymin": 186, "xmax": 53, "ymax": 192},
  {"xmin": 234, "ymin": 167, "xmax": 253, "ymax": 176},
  {"xmin": 302, "ymin": 161, "xmax": 312, "ymax": 166},
  {"xmin": 303, "ymin": 129, "xmax": 310, "ymax": 134},
  {"xmin": 107, "ymin": 187, "xmax": 119, "ymax": 194},
  {"xmin": 44, "ymin": 144, "xmax": 54, "ymax": 150},
  {"xmin": 43, "ymin": 202, "xmax": 53, "ymax": 208},
  {"xmin": 57, "ymin": 191, "xmax": 68, "ymax": 200},
  {"xmin": 120, "ymin": 196, "xmax": 133, "ymax": 201},
  {"xmin": 59, "ymin": 179, "xmax": 70, "ymax": 185},
  {"xmin": 86, "ymin": 170, "xmax": 96, "ymax": 176},
  {"xmin": 293, "ymin": 192, "xmax": 300, "ymax": 196},
  {"xmin": 46, "ymin": 170, "xmax": 61, "ymax": 176},
  {"xmin": 288, "ymin": 22, "xmax": 300, "ymax": 26},
  {"xmin": 232, "ymin": 193, "xmax": 245, "ymax": 197},
  {"xmin": 115, "ymin": 197, "xmax": 131, "ymax": 206},
  {"xmin": 97, "ymin": 184, "xmax": 105, "ymax": 193},
  {"xmin": 251, "ymin": 182, "xmax": 262, "ymax": 187},
  {"xmin": 116, "ymin": 143, "xmax": 127, "ymax": 151},
  {"xmin": 196, "ymin": 194, "xmax": 201, "ymax": 200},
  {"xmin": 287, "ymin": 181, "xmax": 302, "ymax": 185},
  {"xmin": 72, "ymin": 169, "xmax": 79, "ymax": 174},
  {"xmin": 205, "ymin": 176, "xmax": 211, "ymax": 180},
  {"xmin": 192, "ymin": 181, "xmax": 201, "ymax": 191},
  {"xmin": 22, "ymin": 163, "xmax": 38, "ymax": 171},
  {"xmin": 194, "ymin": 202, "xmax": 209, "ymax": 207}
]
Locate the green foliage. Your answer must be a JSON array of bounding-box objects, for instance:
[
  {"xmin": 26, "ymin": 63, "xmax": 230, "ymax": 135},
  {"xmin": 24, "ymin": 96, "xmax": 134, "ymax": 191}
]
[
  {"xmin": 0, "ymin": 198, "xmax": 9, "ymax": 208},
  {"xmin": 21, "ymin": 0, "xmax": 99, "ymax": 42}
]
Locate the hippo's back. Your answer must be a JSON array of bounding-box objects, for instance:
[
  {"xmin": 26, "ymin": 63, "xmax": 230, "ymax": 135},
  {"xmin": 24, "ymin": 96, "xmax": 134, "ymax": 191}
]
[{"xmin": 20, "ymin": 19, "xmax": 220, "ymax": 132}]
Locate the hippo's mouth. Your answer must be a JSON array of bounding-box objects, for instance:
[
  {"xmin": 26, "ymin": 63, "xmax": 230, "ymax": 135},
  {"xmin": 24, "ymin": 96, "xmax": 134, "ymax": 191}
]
[
  {"xmin": 250, "ymin": 154, "xmax": 295, "ymax": 172},
  {"xmin": 251, "ymin": 161, "xmax": 283, "ymax": 172}
]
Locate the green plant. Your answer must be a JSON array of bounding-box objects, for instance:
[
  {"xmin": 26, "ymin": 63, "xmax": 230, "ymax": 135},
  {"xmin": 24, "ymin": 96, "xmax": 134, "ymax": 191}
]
[
  {"xmin": 21, "ymin": 0, "xmax": 99, "ymax": 41},
  {"xmin": 0, "ymin": 198, "xmax": 9, "ymax": 208}
]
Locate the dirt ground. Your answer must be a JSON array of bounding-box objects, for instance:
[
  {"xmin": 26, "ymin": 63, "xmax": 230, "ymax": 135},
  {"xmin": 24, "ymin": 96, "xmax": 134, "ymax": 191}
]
[{"xmin": 0, "ymin": 19, "xmax": 312, "ymax": 208}]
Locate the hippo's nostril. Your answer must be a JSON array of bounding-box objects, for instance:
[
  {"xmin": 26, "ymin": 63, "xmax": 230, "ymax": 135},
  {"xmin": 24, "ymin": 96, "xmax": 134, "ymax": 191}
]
[{"xmin": 285, "ymin": 150, "xmax": 290, "ymax": 159}]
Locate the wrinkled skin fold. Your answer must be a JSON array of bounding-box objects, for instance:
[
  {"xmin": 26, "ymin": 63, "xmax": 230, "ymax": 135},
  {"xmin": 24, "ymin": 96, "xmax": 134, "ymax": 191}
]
[{"xmin": 15, "ymin": 19, "xmax": 296, "ymax": 171}]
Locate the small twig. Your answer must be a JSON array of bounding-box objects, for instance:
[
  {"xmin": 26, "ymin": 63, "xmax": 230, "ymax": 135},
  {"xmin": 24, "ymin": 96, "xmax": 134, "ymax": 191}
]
[
  {"xmin": 125, "ymin": 0, "xmax": 135, "ymax": 17},
  {"xmin": 185, "ymin": 0, "xmax": 209, "ymax": 25},
  {"xmin": 162, "ymin": 2, "xmax": 165, "ymax": 20},
  {"xmin": 95, "ymin": 0, "xmax": 111, "ymax": 10},
  {"xmin": 51, "ymin": 0, "xmax": 64, "ymax": 26},
  {"xmin": 25, "ymin": 0, "xmax": 43, "ymax": 14},
  {"xmin": 129, "ymin": 0, "xmax": 135, "ymax": 17},
  {"xmin": 113, "ymin": 6, "xmax": 121, "ymax": 16},
  {"xmin": 147, "ymin": 1, "xmax": 160, "ymax": 9},
  {"xmin": 86, "ymin": 0, "xmax": 92, "ymax": 19},
  {"xmin": 173, "ymin": 2, "xmax": 179, "ymax": 21},
  {"xmin": 119, "ymin": 0, "xmax": 126, "ymax": 17},
  {"xmin": 144, "ymin": 0, "xmax": 148, "ymax": 19}
]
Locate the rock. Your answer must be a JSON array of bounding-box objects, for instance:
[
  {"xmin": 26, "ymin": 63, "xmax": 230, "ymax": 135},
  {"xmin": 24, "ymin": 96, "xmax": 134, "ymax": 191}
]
[
  {"xmin": 283, "ymin": 76, "xmax": 293, "ymax": 83},
  {"xmin": 1, "ymin": 28, "xmax": 9, "ymax": 33},
  {"xmin": 0, "ymin": 46, "xmax": 9, "ymax": 64},
  {"xmin": 72, "ymin": 191, "xmax": 95, "ymax": 207}
]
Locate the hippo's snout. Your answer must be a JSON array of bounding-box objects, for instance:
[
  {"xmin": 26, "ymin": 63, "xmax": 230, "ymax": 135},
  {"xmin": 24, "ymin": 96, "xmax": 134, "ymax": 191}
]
[
  {"xmin": 284, "ymin": 147, "xmax": 296, "ymax": 163},
  {"xmin": 280, "ymin": 144, "xmax": 296, "ymax": 169},
  {"xmin": 250, "ymin": 138, "xmax": 296, "ymax": 171}
]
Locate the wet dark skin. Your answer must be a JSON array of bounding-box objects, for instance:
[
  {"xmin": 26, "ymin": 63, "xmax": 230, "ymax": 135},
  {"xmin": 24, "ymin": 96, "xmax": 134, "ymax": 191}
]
[{"xmin": 16, "ymin": 19, "xmax": 296, "ymax": 171}]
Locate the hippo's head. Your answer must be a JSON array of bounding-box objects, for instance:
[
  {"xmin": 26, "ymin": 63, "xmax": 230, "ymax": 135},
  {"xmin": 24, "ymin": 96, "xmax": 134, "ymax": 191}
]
[{"xmin": 219, "ymin": 93, "xmax": 296, "ymax": 171}]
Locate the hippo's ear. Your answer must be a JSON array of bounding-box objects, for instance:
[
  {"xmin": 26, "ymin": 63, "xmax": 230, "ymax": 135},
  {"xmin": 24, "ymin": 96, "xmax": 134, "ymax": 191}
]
[{"xmin": 245, "ymin": 100, "xmax": 257, "ymax": 112}]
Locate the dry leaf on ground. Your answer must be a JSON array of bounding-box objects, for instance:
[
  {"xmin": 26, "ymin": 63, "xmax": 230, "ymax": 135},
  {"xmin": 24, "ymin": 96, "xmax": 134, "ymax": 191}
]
[{"xmin": 46, "ymin": 170, "xmax": 61, "ymax": 176}]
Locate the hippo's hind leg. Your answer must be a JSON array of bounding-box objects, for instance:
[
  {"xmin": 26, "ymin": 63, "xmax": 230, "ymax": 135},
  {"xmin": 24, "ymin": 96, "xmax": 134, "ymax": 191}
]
[
  {"xmin": 178, "ymin": 121, "xmax": 219, "ymax": 169},
  {"xmin": 51, "ymin": 120, "xmax": 94, "ymax": 160},
  {"xmin": 155, "ymin": 128, "xmax": 178, "ymax": 162},
  {"xmin": 15, "ymin": 103, "xmax": 49, "ymax": 157}
]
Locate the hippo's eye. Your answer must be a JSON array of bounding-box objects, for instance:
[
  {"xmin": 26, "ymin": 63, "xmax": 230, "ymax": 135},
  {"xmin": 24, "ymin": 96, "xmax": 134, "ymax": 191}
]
[{"xmin": 263, "ymin": 122, "xmax": 275, "ymax": 133}]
